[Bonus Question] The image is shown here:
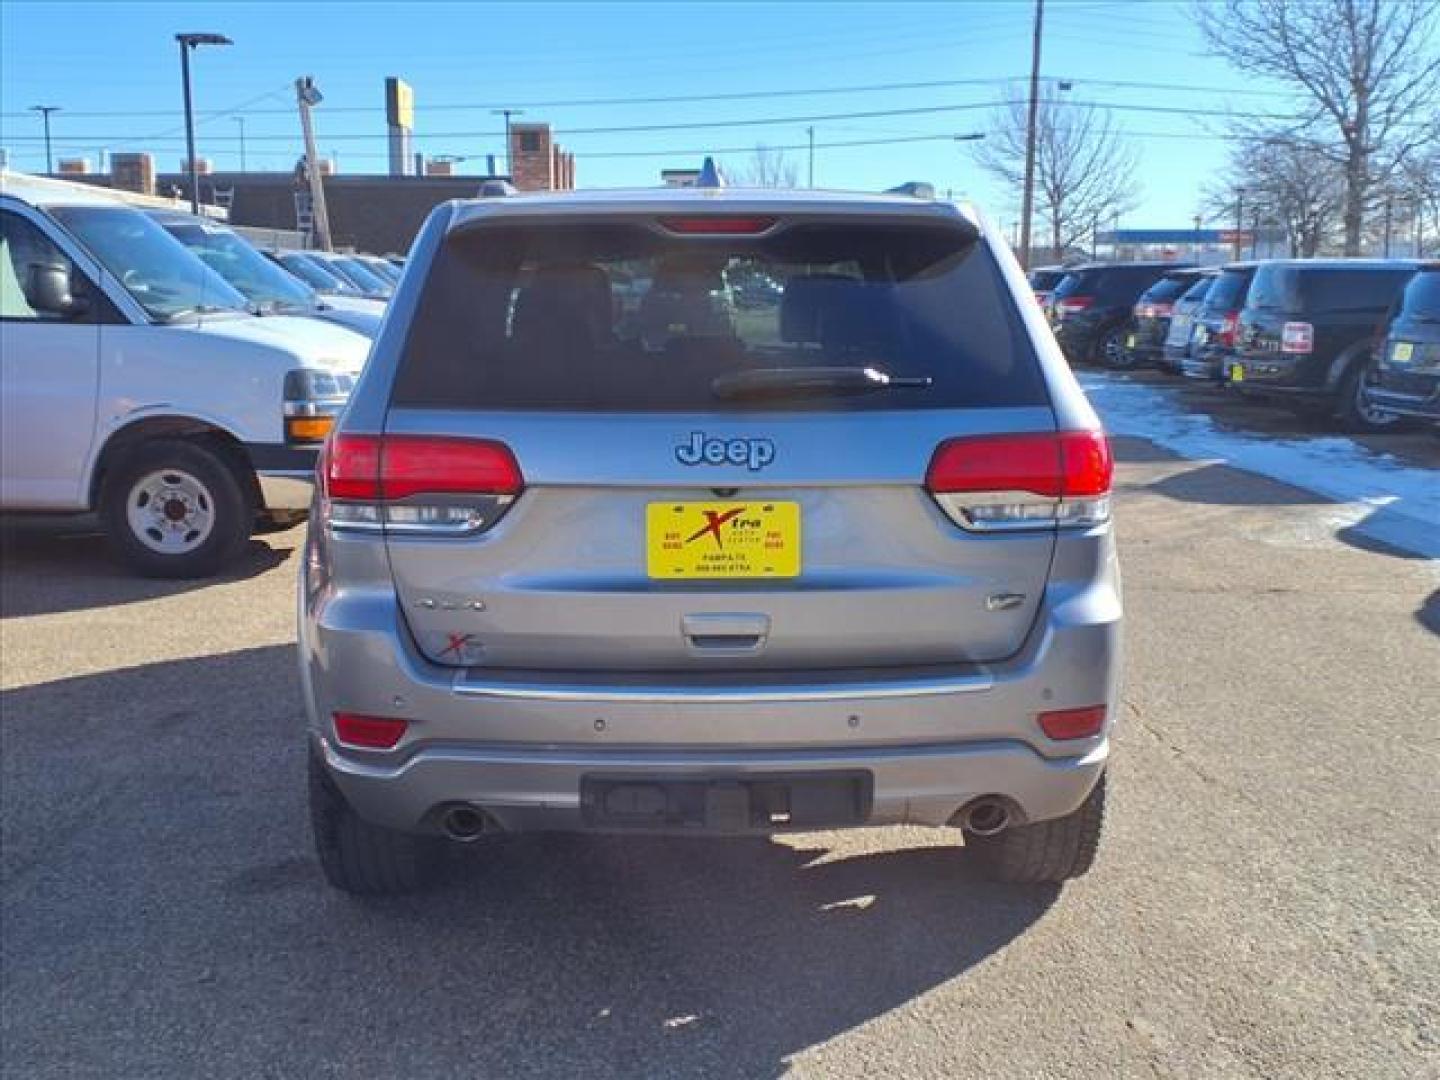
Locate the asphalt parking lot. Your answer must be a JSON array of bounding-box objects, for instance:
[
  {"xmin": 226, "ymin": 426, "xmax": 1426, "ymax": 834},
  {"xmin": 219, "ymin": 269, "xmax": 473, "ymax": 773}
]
[{"xmin": 2, "ymin": 415, "xmax": 1437, "ymax": 1077}]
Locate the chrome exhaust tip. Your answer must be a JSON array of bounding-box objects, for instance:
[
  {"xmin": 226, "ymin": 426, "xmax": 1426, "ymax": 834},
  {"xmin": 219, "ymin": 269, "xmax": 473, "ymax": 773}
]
[
  {"xmin": 960, "ymin": 798, "xmax": 1011, "ymax": 837},
  {"xmin": 441, "ymin": 804, "xmax": 491, "ymax": 842}
]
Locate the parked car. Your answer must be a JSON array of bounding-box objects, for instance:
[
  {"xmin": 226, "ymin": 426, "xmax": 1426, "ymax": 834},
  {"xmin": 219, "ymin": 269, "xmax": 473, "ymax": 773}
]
[
  {"xmin": 1229, "ymin": 259, "xmax": 1419, "ymax": 430},
  {"xmin": 1366, "ymin": 262, "xmax": 1440, "ymax": 425},
  {"xmin": 311, "ymin": 251, "xmax": 395, "ymax": 299},
  {"xmin": 268, "ymin": 249, "xmax": 366, "ymax": 297},
  {"xmin": 1108, "ymin": 267, "xmax": 1206, "ymax": 370},
  {"xmin": 0, "ymin": 173, "xmax": 370, "ymax": 577},
  {"xmin": 1027, "ymin": 265, "xmax": 1068, "ymax": 308},
  {"xmin": 301, "ymin": 186, "xmax": 1120, "ymax": 894},
  {"xmin": 1159, "ymin": 271, "xmax": 1216, "ymax": 374},
  {"xmin": 1181, "ymin": 263, "xmax": 1258, "ymax": 381},
  {"xmin": 1048, "ymin": 261, "xmax": 1192, "ymax": 365},
  {"xmin": 149, "ymin": 211, "xmax": 385, "ymax": 339},
  {"xmin": 355, "ymin": 253, "xmax": 402, "ymax": 286}
]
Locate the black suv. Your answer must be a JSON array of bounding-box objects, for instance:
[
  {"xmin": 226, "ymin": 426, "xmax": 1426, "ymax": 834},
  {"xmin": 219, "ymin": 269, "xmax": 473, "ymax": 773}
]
[
  {"xmin": 1109, "ymin": 267, "xmax": 1206, "ymax": 370},
  {"xmin": 1366, "ymin": 262, "xmax": 1440, "ymax": 425},
  {"xmin": 1230, "ymin": 259, "xmax": 1419, "ymax": 430},
  {"xmin": 1048, "ymin": 262, "xmax": 1191, "ymax": 364},
  {"xmin": 1181, "ymin": 263, "xmax": 1258, "ymax": 382}
]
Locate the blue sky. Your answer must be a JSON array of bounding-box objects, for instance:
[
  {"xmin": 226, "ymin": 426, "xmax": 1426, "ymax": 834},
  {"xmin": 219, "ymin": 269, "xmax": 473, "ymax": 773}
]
[{"xmin": 0, "ymin": 1, "xmax": 1298, "ymax": 229}]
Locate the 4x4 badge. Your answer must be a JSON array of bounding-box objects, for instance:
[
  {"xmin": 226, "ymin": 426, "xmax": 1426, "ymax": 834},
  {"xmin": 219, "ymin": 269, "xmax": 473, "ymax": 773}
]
[{"xmin": 675, "ymin": 432, "xmax": 776, "ymax": 471}]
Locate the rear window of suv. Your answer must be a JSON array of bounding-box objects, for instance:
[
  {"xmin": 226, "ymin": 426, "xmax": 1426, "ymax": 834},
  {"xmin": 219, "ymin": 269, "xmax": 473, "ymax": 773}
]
[
  {"xmin": 392, "ymin": 217, "xmax": 1047, "ymax": 411},
  {"xmin": 1397, "ymin": 268, "xmax": 1440, "ymax": 318},
  {"xmin": 1140, "ymin": 274, "xmax": 1198, "ymax": 305},
  {"xmin": 1202, "ymin": 268, "xmax": 1254, "ymax": 312},
  {"xmin": 1247, "ymin": 264, "xmax": 1416, "ymax": 313}
]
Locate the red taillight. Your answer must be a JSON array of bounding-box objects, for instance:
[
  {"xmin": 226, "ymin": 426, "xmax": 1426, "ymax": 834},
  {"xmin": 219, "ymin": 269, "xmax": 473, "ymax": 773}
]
[
  {"xmin": 1037, "ymin": 705, "xmax": 1107, "ymax": 740},
  {"xmin": 322, "ymin": 433, "xmax": 523, "ymax": 535},
  {"xmin": 658, "ymin": 216, "xmax": 776, "ymax": 235},
  {"xmin": 323, "ymin": 433, "xmax": 383, "ymax": 500},
  {"xmin": 925, "ymin": 431, "xmax": 1112, "ymax": 531},
  {"xmin": 1281, "ymin": 321, "xmax": 1314, "ymax": 354},
  {"xmin": 1056, "ymin": 295, "xmax": 1095, "ymax": 316},
  {"xmin": 1219, "ymin": 310, "xmax": 1241, "ymax": 348},
  {"xmin": 333, "ymin": 712, "xmax": 408, "ymax": 749},
  {"xmin": 380, "ymin": 436, "xmax": 522, "ymax": 499}
]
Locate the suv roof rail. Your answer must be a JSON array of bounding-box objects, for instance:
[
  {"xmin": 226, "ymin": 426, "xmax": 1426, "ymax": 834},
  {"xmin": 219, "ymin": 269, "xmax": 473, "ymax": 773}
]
[
  {"xmin": 885, "ymin": 181, "xmax": 935, "ymax": 199},
  {"xmin": 478, "ymin": 180, "xmax": 517, "ymax": 198}
]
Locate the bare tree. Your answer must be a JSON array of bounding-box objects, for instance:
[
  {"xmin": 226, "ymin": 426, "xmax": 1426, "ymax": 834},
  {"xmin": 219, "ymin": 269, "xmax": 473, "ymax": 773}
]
[
  {"xmin": 1206, "ymin": 135, "xmax": 1345, "ymax": 256},
  {"xmin": 974, "ymin": 90, "xmax": 1140, "ymax": 259},
  {"xmin": 1194, "ymin": 0, "xmax": 1440, "ymax": 255},
  {"xmin": 733, "ymin": 144, "xmax": 799, "ymax": 188}
]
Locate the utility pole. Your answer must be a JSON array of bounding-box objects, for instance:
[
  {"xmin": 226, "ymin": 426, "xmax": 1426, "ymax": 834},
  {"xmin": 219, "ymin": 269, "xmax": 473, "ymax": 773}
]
[
  {"xmin": 1193, "ymin": 213, "xmax": 1202, "ymax": 259},
  {"xmin": 1233, "ymin": 190, "xmax": 1244, "ymax": 261},
  {"xmin": 233, "ymin": 116, "xmax": 247, "ymax": 172},
  {"xmin": 296, "ymin": 76, "xmax": 332, "ymax": 251},
  {"xmin": 175, "ymin": 33, "xmax": 231, "ymax": 215},
  {"xmin": 1382, "ymin": 195, "xmax": 1392, "ymax": 257},
  {"xmin": 807, "ymin": 126, "xmax": 815, "ymax": 187},
  {"xmin": 492, "ymin": 109, "xmax": 524, "ymax": 175},
  {"xmin": 1018, "ymin": 0, "xmax": 1045, "ymax": 270},
  {"xmin": 29, "ymin": 105, "xmax": 60, "ymax": 174}
]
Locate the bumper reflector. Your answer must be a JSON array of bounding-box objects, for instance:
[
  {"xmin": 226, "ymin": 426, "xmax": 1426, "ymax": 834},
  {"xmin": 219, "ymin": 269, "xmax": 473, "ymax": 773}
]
[
  {"xmin": 333, "ymin": 713, "xmax": 408, "ymax": 749},
  {"xmin": 1037, "ymin": 705, "xmax": 1107, "ymax": 740}
]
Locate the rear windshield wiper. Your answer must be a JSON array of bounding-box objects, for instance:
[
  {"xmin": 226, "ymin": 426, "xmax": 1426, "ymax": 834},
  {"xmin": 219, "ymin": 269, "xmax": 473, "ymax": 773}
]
[{"xmin": 711, "ymin": 366, "xmax": 933, "ymax": 402}]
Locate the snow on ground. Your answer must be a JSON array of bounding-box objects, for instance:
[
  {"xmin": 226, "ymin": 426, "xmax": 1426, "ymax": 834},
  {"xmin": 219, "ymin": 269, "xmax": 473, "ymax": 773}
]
[{"xmin": 1079, "ymin": 373, "xmax": 1440, "ymax": 562}]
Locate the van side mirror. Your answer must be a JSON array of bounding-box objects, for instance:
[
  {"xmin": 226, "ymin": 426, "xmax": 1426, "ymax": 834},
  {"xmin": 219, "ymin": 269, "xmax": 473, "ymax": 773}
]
[{"xmin": 28, "ymin": 262, "xmax": 90, "ymax": 319}]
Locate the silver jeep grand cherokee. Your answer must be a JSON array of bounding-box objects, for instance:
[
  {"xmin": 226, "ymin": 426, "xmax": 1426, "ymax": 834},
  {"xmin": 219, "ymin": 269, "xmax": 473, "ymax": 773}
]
[{"xmin": 300, "ymin": 184, "xmax": 1120, "ymax": 894}]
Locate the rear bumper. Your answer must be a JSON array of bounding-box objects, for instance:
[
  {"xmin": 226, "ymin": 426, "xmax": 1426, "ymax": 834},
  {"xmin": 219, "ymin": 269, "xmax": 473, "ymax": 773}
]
[
  {"xmin": 299, "ymin": 538, "xmax": 1122, "ymax": 836},
  {"xmin": 315, "ymin": 733, "xmax": 1109, "ymax": 834}
]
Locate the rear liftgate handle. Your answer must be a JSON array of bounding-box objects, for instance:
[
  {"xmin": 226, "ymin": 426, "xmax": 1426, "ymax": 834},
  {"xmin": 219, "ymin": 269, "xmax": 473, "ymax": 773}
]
[{"xmin": 681, "ymin": 612, "xmax": 771, "ymax": 656}]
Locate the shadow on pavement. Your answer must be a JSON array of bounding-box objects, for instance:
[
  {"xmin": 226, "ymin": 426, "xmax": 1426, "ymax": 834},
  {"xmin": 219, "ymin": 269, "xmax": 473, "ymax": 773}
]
[
  {"xmin": 0, "ymin": 516, "xmax": 292, "ymax": 618},
  {"xmin": 1144, "ymin": 462, "xmax": 1330, "ymax": 507},
  {"xmin": 1, "ymin": 644, "xmax": 1059, "ymax": 1079}
]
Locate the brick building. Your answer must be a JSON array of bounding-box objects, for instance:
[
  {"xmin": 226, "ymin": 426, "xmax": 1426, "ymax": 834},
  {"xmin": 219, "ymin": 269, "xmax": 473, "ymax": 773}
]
[{"xmin": 508, "ymin": 122, "xmax": 575, "ymax": 192}]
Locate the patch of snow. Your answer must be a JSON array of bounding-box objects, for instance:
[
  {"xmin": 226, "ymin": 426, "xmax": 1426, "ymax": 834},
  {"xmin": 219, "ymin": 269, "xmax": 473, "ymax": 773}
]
[{"xmin": 1080, "ymin": 373, "xmax": 1440, "ymax": 561}]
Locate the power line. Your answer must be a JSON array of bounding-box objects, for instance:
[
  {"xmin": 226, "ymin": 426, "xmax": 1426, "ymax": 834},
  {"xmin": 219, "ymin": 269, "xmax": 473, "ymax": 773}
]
[{"xmin": 0, "ymin": 71, "xmax": 1304, "ymax": 122}]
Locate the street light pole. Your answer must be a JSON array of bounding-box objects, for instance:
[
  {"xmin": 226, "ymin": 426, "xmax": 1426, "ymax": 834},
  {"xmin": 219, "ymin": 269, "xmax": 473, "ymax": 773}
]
[
  {"xmin": 175, "ymin": 32, "xmax": 232, "ymax": 215},
  {"xmin": 1018, "ymin": 0, "xmax": 1045, "ymax": 270},
  {"xmin": 29, "ymin": 106, "xmax": 60, "ymax": 175},
  {"xmin": 807, "ymin": 126, "xmax": 815, "ymax": 187},
  {"xmin": 1233, "ymin": 190, "xmax": 1244, "ymax": 261},
  {"xmin": 492, "ymin": 109, "xmax": 524, "ymax": 176}
]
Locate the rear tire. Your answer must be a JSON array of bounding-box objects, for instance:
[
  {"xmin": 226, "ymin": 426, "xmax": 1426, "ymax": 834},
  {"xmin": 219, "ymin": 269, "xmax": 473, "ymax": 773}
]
[
  {"xmin": 1098, "ymin": 325, "xmax": 1139, "ymax": 370},
  {"xmin": 1335, "ymin": 357, "xmax": 1405, "ymax": 433},
  {"xmin": 100, "ymin": 438, "xmax": 252, "ymax": 578},
  {"xmin": 966, "ymin": 773, "xmax": 1106, "ymax": 883},
  {"xmin": 309, "ymin": 749, "xmax": 439, "ymax": 895}
]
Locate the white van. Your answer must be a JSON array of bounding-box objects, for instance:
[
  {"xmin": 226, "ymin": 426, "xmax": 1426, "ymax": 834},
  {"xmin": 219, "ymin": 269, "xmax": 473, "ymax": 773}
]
[{"xmin": 0, "ymin": 172, "xmax": 371, "ymax": 577}]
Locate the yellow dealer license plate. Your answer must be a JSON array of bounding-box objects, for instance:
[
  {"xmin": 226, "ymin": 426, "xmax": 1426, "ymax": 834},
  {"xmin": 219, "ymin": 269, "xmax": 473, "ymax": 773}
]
[
  {"xmin": 1230, "ymin": 363, "xmax": 1245, "ymax": 382},
  {"xmin": 647, "ymin": 501, "xmax": 800, "ymax": 579}
]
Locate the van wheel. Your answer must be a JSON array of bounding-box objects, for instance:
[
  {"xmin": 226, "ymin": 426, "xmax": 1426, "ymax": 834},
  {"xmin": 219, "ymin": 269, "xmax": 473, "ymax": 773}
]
[
  {"xmin": 1336, "ymin": 357, "xmax": 1404, "ymax": 433},
  {"xmin": 308, "ymin": 749, "xmax": 438, "ymax": 895},
  {"xmin": 101, "ymin": 439, "xmax": 252, "ymax": 578},
  {"xmin": 966, "ymin": 773, "xmax": 1106, "ymax": 883}
]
